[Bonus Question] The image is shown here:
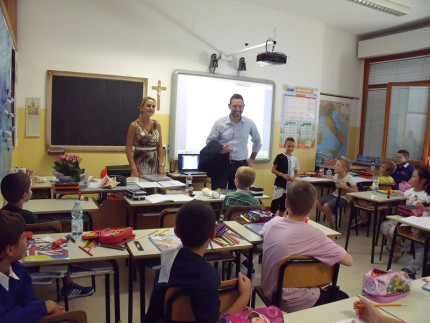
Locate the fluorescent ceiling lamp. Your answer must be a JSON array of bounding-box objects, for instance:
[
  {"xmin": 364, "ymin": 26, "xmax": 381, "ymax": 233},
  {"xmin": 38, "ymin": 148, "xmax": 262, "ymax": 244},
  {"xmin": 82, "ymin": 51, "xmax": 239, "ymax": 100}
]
[{"xmin": 347, "ymin": 0, "xmax": 410, "ymax": 16}]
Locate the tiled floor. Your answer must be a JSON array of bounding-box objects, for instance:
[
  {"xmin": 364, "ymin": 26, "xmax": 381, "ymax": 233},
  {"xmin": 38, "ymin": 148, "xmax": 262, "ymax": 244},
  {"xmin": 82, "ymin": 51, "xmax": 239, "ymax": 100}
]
[{"xmin": 33, "ymin": 208, "xmax": 420, "ymax": 322}]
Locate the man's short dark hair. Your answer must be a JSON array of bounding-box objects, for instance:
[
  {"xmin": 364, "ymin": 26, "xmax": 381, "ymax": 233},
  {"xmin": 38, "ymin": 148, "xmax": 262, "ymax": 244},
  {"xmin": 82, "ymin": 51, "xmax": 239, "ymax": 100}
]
[
  {"xmin": 286, "ymin": 181, "xmax": 316, "ymax": 216},
  {"xmin": 229, "ymin": 93, "xmax": 244, "ymax": 105},
  {"xmin": 176, "ymin": 200, "xmax": 216, "ymax": 248},
  {"xmin": 0, "ymin": 210, "xmax": 25, "ymax": 257},
  {"xmin": 397, "ymin": 150, "xmax": 409, "ymax": 159},
  {"xmin": 1, "ymin": 173, "xmax": 31, "ymax": 203}
]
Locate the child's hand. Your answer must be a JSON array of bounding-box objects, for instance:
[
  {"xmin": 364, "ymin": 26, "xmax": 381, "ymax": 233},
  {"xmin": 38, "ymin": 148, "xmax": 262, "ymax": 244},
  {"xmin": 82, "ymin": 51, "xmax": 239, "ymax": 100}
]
[
  {"xmin": 353, "ymin": 299, "xmax": 386, "ymax": 323},
  {"xmin": 338, "ymin": 182, "xmax": 347, "ymax": 189},
  {"xmin": 416, "ymin": 202, "xmax": 425, "ymax": 208},
  {"xmin": 237, "ymin": 272, "xmax": 251, "ymax": 298},
  {"xmin": 282, "ymin": 174, "xmax": 290, "ymax": 181},
  {"xmin": 45, "ymin": 300, "xmax": 64, "ymax": 315}
]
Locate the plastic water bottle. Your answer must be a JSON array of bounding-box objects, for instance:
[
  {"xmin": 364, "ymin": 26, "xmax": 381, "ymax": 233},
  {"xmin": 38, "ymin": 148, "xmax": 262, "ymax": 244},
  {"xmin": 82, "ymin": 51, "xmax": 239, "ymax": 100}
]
[
  {"xmin": 185, "ymin": 173, "xmax": 193, "ymax": 194},
  {"xmin": 372, "ymin": 176, "xmax": 379, "ymax": 196},
  {"xmin": 326, "ymin": 167, "xmax": 333, "ymax": 176},
  {"xmin": 71, "ymin": 200, "xmax": 83, "ymax": 236},
  {"xmin": 370, "ymin": 162, "xmax": 376, "ymax": 176}
]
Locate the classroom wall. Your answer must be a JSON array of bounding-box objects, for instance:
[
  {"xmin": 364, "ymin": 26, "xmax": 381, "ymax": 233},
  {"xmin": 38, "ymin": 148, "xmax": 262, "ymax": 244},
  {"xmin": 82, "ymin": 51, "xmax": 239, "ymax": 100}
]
[{"xmin": 15, "ymin": 0, "xmax": 363, "ymax": 196}]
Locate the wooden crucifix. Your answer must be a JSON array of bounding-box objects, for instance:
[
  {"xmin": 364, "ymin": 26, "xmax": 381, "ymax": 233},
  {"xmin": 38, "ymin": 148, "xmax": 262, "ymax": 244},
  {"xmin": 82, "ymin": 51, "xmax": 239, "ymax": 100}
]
[{"xmin": 151, "ymin": 80, "xmax": 167, "ymax": 110}]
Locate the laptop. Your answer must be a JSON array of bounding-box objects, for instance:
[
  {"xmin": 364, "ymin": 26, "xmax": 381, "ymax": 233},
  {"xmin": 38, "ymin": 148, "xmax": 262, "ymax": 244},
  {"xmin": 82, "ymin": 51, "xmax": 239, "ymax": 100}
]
[{"xmin": 178, "ymin": 154, "xmax": 206, "ymax": 175}]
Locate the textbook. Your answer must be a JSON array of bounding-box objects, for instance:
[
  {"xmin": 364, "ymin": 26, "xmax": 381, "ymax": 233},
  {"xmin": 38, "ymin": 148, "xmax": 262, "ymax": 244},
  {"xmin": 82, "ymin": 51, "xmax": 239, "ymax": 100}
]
[
  {"xmin": 244, "ymin": 223, "xmax": 265, "ymax": 235},
  {"xmin": 24, "ymin": 240, "xmax": 69, "ymax": 261},
  {"xmin": 149, "ymin": 234, "xmax": 182, "ymax": 251}
]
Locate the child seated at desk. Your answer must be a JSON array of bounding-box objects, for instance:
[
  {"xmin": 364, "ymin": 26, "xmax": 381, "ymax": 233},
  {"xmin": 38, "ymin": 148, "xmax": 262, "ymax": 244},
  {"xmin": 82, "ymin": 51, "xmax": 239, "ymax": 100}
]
[
  {"xmin": 222, "ymin": 166, "xmax": 260, "ymax": 214},
  {"xmin": 392, "ymin": 149, "xmax": 415, "ymax": 190},
  {"xmin": 261, "ymin": 181, "xmax": 353, "ymax": 313},
  {"xmin": 316, "ymin": 156, "xmax": 358, "ymax": 227},
  {"xmin": 145, "ymin": 200, "xmax": 251, "ymax": 322},
  {"xmin": 1, "ymin": 173, "xmax": 94, "ymax": 299},
  {"xmin": 0, "ymin": 210, "xmax": 64, "ymax": 322},
  {"xmin": 381, "ymin": 167, "xmax": 430, "ymax": 264},
  {"xmin": 373, "ymin": 160, "xmax": 396, "ymax": 188}
]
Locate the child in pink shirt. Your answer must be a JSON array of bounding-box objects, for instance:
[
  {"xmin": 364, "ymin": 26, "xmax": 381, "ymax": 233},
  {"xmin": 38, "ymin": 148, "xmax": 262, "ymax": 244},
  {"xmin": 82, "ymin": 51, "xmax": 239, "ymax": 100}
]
[{"xmin": 261, "ymin": 181, "xmax": 353, "ymax": 313}]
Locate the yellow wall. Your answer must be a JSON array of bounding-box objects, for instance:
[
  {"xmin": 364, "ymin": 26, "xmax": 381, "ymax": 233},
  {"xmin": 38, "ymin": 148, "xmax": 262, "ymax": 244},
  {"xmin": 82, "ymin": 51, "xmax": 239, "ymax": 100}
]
[{"xmin": 16, "ymin": 110, "xmax": 363, "ymax": 205}]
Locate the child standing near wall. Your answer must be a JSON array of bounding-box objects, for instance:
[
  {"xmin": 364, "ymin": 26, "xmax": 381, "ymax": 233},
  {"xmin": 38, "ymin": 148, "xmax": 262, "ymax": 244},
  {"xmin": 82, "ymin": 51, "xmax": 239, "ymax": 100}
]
[{"xmin": 270, "ymin": 137, "xmax": 300, "ymax": 216}]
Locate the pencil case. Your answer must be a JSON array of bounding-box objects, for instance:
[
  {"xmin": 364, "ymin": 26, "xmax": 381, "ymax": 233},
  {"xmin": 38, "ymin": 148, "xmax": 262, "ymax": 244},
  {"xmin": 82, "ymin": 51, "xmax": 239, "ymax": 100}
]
[
  {"xmin": 82, "ymin": 227, "xmax": 135, "ymax": 245},
  {"xmin": 220, "ymin": 306, "xmax": 283, "ymax": 323},
  {"xmin": 215, "ymin": 222, "xmax": 227, "ymax": 237},
  {"xmin": 398, "ymin": 204, "xmax": 424, "ymax": 217},
  {"xmin": 362, "ymin": 268, "xmax": 411, "ymax": 302}
]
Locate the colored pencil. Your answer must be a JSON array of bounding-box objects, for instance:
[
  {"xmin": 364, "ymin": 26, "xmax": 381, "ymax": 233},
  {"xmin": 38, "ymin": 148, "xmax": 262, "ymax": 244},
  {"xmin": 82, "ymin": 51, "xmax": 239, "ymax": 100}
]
[
  {"xmin": 155, "ymin": 228, "xmax": 169, "ymax": 236},
  {"xmin": 356, "ymin": 304, "xmax": 405, "ymax": 308},
  {"xmin": 79, "ymin": 245, "xmax": 93, "ymax": 256},
  {"xmin": 225, "ymin": 233, "xmax": 240, "ymax": 244}
]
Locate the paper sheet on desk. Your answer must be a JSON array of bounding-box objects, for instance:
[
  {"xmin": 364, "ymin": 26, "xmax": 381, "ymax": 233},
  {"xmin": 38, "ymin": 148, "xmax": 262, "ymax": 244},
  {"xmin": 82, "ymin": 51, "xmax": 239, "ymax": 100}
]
[
  {"xmin": 136, "ymin": 181, "xmax": 162, "ymax": 189},
  {"xmin": 400, "ymin": 216, "xmax": 430, "ymax": 230},
  {"xmin": 334, "ymin": 318, "xmax": 365, "ymax": 323}
]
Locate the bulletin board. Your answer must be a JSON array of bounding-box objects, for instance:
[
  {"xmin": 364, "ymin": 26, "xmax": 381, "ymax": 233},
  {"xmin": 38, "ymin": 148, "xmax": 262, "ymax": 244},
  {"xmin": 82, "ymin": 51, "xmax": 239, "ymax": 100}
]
[{"xmin": 46, "ymin": 70, "xmax": 148, "ymax": 151}]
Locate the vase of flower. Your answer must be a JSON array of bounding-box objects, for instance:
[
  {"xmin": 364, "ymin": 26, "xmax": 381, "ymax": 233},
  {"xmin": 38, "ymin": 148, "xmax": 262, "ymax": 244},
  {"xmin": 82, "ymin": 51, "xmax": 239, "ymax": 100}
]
[{"xmin": 52, "ymin": 154, "xmax": 84, "ymax": 182}]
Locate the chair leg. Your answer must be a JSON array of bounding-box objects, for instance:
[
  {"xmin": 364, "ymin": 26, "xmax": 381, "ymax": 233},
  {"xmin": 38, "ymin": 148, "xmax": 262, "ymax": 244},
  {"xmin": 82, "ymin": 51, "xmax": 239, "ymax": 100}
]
[
  {"xmin": 379, "ymin": 235, "xmax": 386, "ymax": 261},
  {"xmin": 251, "ymin": 288, "xmax": 257, "ymax": 308},
  {"xmin": 366, "ymin": 212, "xmax": 371, "ymax": 237}
]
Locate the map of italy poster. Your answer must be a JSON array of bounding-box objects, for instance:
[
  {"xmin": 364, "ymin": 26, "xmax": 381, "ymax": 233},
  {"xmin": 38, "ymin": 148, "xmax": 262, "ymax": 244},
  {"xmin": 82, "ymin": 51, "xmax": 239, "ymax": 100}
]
[{"xmin": 317, "ymin": 100, "xmax": 350, "ymax": 158}]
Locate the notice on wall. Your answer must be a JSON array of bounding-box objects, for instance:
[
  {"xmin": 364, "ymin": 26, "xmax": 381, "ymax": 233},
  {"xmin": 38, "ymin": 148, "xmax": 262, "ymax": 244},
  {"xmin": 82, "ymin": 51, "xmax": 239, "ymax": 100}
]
[
  {"xmin": 280, "ymin": 85, "xmax": 318, "ymax": 148},
  {"xmin": 25, "ymin": 97, "xmax": 40, "ymax": 137}
]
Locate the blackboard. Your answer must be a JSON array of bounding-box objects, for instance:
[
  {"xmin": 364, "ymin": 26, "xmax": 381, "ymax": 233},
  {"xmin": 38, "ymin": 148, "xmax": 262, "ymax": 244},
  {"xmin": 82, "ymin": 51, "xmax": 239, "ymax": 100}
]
[{"xmin": 47, "ymin": 71, "xmax": 147, "ymax": 151}]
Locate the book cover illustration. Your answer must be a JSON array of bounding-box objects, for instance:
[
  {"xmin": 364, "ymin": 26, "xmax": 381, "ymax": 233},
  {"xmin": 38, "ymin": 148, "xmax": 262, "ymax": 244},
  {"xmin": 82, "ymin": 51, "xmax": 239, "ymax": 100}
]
[
  {"xmin": 149, "ymin": 234, "xmax": 182, "ymax": 251},
  {"xmin": 24, "ymin": 240, "xmax": 69, "ymax": 261}
]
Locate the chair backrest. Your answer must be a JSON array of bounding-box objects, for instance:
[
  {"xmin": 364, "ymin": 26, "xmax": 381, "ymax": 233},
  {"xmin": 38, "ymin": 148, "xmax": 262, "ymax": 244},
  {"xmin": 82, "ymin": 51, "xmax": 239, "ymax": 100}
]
[
  {"xmin": 164, "ymin": 278, "xmax": 240, "ymax": 323},
  {"xmin": 224, "ymin": 204, "xmax": 265, "ymax": 221},
  {"xmin": 273, "ymin": 256, "xmax": 340, "ymax": 307},
  {"xmin": 25, "ymin": 221, "xmax": 62, "ymax": 234},
  {"xmin": 160, "ymin": 208, "xmax": 179, "ymax": 228}
]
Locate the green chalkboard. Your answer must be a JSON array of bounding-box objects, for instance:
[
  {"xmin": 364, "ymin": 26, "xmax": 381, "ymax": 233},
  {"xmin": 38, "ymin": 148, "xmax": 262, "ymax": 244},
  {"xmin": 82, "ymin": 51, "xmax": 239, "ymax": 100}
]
[{"xmin": 47, "ymin": 71, "xmax": 147, "ymax": 151}]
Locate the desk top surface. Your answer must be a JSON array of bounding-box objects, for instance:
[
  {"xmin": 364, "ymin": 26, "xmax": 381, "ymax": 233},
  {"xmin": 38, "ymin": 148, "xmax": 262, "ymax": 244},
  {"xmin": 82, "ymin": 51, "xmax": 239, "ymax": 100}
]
[
  {"xmin": 23, "ymin": 231, "xmax": 129, "ymax": 267},
  {"xmin": 225, "ymin": 219, "xmax": 341, "ymax": 244},
  {"xmin": 124, "ymin": 191, "xmax": 270, "ymax": 206},
  {"xmin": 128, "ymin": 227, "xmax": 252, "ymax": 259},
  {"xmin": 387, "ymin": 215, "xmax": 430, "ymax": 232},
  {"xmin": 298, "ymin": 176, "xmax": 372, "ymax": 184},
  {"xmin": 347, "ymin": 190, "xmax": 405, "ymax": 203},
  {"xmin": 24, "ymin": 198, "xmax": 99, "ymax": 213}
]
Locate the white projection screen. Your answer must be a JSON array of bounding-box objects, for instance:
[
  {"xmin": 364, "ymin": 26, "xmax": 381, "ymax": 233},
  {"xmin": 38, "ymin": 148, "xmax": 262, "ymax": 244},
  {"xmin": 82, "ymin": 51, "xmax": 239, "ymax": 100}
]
[{"xmin": 169, "ymin": 70, "xmax": 275, "ymax": 162}]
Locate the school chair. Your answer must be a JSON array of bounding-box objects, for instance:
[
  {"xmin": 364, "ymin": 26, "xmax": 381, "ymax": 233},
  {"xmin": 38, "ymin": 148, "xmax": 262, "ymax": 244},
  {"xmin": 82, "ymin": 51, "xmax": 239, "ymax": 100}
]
[
  {"xmin": 160, "ymin": 208, "xmax": 179, "ymax": 228},
  {"xmin": 164, "ymin": 279, "xmax": 240, "ymax": 323},
  {"xmin": 223, "ymin": 204, "xmax": 265, "ymax": 221},
  {"xmin": 37, "ymin": 310, "xmax": 87, "ymax": 323},
  {"xmin": 251, "ymin": 256, "xmax": 340, "ymax": 309},
  {"xmin": 25, "ymin": 221, "xmax": 63, "ymax": 234}
]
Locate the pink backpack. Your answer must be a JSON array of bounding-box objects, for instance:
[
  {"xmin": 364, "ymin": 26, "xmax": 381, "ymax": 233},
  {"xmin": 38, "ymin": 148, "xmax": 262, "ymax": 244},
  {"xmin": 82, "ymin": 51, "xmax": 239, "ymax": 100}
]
[
  {"xmin": 219, "ymin": 306, "xmax": 284, "ymax": 323},
  {"xmin": 362, "ymin": 268, "xmax": 411, "ymax": 303}
]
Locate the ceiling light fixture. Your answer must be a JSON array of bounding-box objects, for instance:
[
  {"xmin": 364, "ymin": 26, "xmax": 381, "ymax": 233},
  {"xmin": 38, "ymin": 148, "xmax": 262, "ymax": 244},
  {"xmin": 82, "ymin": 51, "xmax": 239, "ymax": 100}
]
[{"xmin": 347, "ymin": 0, "xmax": 410, "ymax": 16}]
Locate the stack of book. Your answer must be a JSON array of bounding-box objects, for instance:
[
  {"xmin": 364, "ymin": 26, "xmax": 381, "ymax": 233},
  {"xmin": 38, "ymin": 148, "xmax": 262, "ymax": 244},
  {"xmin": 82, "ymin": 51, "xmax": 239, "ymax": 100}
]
[{"xmin": 55, "ymin": 181, "xmax": 79, "ymax": 191}]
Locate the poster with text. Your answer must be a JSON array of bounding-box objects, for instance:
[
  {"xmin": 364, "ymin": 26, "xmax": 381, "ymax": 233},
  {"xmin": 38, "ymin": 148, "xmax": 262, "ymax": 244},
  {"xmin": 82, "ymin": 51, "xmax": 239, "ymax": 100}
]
[{"xmin": 280, "ymin": 85, "xmax": 318, "ymax": 148}]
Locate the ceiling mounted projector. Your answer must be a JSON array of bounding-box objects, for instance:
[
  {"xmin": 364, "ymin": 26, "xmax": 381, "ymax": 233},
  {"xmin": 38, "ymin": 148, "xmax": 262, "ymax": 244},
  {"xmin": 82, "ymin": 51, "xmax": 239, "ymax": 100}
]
[{"xmin": 256, "ymin": 51, "xmax": 287, "ymax": 66}]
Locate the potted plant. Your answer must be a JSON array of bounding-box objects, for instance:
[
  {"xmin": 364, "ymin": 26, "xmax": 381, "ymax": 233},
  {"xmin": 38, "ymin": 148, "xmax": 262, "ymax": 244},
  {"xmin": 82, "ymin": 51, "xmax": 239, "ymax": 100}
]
[{"xmin": 53, "ymin": 154, "xmax": 84, "ymax": 182}]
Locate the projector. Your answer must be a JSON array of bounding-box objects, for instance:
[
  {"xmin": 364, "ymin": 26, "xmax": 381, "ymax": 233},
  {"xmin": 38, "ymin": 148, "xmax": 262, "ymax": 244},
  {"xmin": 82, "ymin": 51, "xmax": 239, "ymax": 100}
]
[{"xmin": 256, "ymin": 51, "xmax": 287, "ymax": 66}]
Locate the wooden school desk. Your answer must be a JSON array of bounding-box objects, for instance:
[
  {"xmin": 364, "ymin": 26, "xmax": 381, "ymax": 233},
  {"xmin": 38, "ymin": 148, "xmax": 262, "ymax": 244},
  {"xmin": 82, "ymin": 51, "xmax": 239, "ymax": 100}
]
[
  {"xmin": 224, "ymin": 220, "xmax": 341, "ymax": 278},
  {"xmin": 345, "ymin": 191, "xmax": 405, "ymax": 263},
  {"xmin": 124, "ymin": 191, "xmax": 270, "ymax": 229},
  {"xmin": 284, "ymin": 296, "xmax": 361, "ymax": 322},
  {"xmin": 167, "ymin": 172, "xmax": 208, "ymax": 187},
  {"xmin": 127, "ymin": 227, "xmax": 253, "ymax": 323},
  {"xmin": 363, "ymin": 276, "xmax": 430, "ymax": 322},
  {"xmin": 23, "ymin": 232, "xmax": 129, "ymax": 323},
  {"xmin": 24, "ymin": 198, "xmax": 99, "ymax": 230},
  {"xmin": 386, "ymin": 215, "xmax": 430, "ymax": 277},
  {"xmin": 31, "ymin": 180, "xmax": 52, "ymax": 199},
  {"xmin": 52, "ymin": 182, "xmax": 140, "ymax": 199}
]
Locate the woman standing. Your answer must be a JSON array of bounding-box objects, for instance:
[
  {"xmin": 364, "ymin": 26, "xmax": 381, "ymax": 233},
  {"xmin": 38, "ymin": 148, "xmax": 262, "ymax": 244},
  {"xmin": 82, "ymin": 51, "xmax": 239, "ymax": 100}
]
[{"xmin": 126, "ymin": 97, "xmax": 165, "ymax": 177}]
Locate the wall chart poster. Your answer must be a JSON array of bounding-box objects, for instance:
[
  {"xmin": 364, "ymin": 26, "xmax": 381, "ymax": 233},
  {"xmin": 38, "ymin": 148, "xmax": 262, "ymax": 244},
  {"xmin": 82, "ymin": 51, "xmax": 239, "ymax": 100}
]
[{"xmin": 280, "ymin": 85, "xmax": 318, "ymax": 148}]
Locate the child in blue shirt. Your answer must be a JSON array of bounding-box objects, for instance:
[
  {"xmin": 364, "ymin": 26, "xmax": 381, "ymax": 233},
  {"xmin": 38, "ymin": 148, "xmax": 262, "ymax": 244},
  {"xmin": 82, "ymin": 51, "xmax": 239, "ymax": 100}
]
[
  {"xmin": 392, "ymin": 150, "xmax": 415, "ymax": 189},
  {"xmin": 0, "ymin": 210, "xmax": 64, "ymax": 322}
]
